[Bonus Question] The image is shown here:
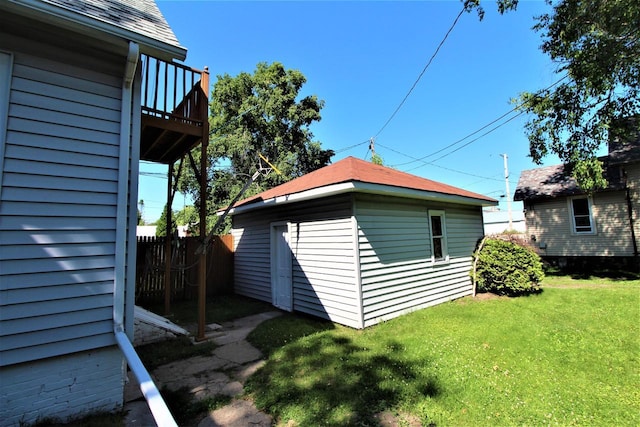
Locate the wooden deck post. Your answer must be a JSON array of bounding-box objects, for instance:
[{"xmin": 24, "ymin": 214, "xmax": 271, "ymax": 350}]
[
  {"xmin": 164, "ymin": 161, "xmax": 173, "ymax": 315},
  {"xmin": 197, "ymin": 67, "xmax": 210, "ymax": 341}
]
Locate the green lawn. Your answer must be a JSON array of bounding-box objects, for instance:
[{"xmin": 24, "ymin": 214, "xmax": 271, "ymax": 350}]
[
  {"xmin": 145, "ymin": 294, "xmax": 274, "ymax": 330},
  {"xmin": 245, "ymin": 277, "xmax": 640, "ymax": 426}
]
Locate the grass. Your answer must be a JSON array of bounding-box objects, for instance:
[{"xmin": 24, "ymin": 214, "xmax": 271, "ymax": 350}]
[
  {"xmin": 137, "ymin": 294, "xmax": 275, "ymax": 371},
  {"xmin": 245, "ymin": 276, "xmax": 640, "ymax": 426},
  {"xmin": 143, "ymin": 294, "xmax": 274, "ymax": 331}
]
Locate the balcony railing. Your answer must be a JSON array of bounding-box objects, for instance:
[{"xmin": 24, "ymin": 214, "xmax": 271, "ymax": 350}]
[{"xmin": 140, "ymin": 55, "xmax": 209, "ymax": 164}]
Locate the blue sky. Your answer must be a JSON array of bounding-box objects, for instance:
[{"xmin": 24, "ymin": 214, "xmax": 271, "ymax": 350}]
[{"xmin": 140, "ymin": 0, "xmax": 574, "ymax": 223}]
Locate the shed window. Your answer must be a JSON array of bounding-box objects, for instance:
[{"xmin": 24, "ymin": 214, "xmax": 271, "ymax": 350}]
[
  {"xmin": 569, "ymin": 196, "xmax": 595, "ymax": 234},
  {"xmin": 428, "ymin": 210, "xmax": 448, "ymax": 262}
]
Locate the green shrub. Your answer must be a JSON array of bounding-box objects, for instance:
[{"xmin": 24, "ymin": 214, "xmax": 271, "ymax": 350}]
[{"xmin": 473, "ymin": 238, "xmax": 544, "ymax": 296}]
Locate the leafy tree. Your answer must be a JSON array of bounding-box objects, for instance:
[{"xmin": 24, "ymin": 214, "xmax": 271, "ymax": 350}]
[
  {"xmin": 174, "ymin": 205, "xmax": 197, "ymax": 226},
  {"xmin": 466, "ymin": 0, "xmax": 640, "ymax": 191},
  {"xmin": 517, "ymin": 0, "xmax": 639, "ymax": 190},
  {"xmin": 155, "ymin": 204, "xmax": 176, "ymax": 237},
  {"xmin": 174, "ymin": 205, "xmax": 199, "ymax": 236},
  {"xmin": 178, "ymin": 62, "xmax": 333, "ymax": 232}
]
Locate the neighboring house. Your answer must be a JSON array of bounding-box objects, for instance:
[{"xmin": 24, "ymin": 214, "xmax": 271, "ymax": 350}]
[
  {"xmin": 0, "ymin": 1, "xmax": 207, "ymax": 425},
  {"xmin": 482, "ymin": 208, "xmax": 526, "ymax": 235},
  {"xmin": 137, "ymin": 225, "xmax": 159, "ymax": 237},
  {"xmin": 136, "ymin": 225, "xmax": 190, "ymax": 237},
  {"xmin": 228, "ymin": 157, "xmax": 497, "ymax": 329},
  {"xmin": 513, "ymin": 141, "xmax": 640, "ymax": 271}
]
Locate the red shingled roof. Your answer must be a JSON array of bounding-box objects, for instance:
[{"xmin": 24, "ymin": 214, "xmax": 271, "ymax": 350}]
[{"xmin": 234, "ymin": 156, "xmax": 496, "ymax": 209}]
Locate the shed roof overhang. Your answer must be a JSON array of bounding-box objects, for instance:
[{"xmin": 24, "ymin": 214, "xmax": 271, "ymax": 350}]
[
  {"xmin": 2, "ymin": 0, "xmax": 187, "ymax": 61},
  {"xmin": 226, "ymin": 180, "xmax": 499, "ymax": 216}
]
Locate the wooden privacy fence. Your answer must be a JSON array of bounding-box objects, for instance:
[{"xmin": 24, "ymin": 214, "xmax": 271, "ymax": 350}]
[{"xmin": 136, "ymin": 235, "xmax": 234, "ymax": 304}]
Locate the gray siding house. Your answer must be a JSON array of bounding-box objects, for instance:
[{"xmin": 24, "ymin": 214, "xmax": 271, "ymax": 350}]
[
  {"xmin": 514, "ymin": 141, "xmax": 640, "ymax": 271},
  {"xmin": 229, "ymin": 157, "xmax": 497, "ymax": 329},
  {"xmin": 0, "ymin": 1, "xmax": 206, "ymax": 425}
]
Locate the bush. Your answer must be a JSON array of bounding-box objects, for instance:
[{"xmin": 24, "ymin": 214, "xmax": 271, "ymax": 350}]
[{"xmin": 473, "ymin": 238, "xmax": 544, "ymax": 296}]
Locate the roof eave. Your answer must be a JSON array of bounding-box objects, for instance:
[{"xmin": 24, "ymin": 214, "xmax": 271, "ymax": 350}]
[
  {"xmin": 514, "ymin": 184, "xmax": 624, "ymax": 202},
  {"xmin": 4, "ymin": 0, "xmax": 187, "ymax": 61},
  {"xmin": 227, "ymin": 181, "xmax": 498, "ymax": 216}
]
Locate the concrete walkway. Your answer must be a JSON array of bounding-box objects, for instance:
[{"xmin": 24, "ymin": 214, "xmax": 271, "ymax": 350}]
[{"xmin": 124, "ymin": 311, "xmax": 282, "ymax": 427}]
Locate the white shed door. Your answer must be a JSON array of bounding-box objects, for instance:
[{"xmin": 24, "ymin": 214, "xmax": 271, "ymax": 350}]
[{"xmin": 272, "ymin": 224, "xmax": 292, "ymax": 311}]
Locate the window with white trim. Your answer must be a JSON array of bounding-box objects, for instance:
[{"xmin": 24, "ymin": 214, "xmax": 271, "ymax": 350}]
[
  {"xmin": 428, "ymin": 210, "xmax": 448, "ymax": 262},
  {"xmin": 569, "ymin": 196, "xmax": 595, "ymax": 234}
]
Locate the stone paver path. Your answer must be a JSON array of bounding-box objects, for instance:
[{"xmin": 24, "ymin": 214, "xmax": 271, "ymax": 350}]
[{"xmin": 125, "ymin": 311, "xmax": 282, "ymax": 426}]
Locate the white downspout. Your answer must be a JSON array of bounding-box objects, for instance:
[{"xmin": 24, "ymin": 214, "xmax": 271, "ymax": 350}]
[{"xmin": 114, "ymin": 41, "xmax": 177, "ymax": 427}]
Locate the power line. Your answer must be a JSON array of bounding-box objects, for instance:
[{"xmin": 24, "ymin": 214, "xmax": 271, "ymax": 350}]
[
  {"xmin": 373, "ymin": 6, "xmax": 466, "ymax": 138},
  {"xmin": 419, "ymin": 161, "xmax": 518, "ymax": 184},
  {"xmin": 421, "ymin": 111, "xmax": 525, "ymax": 165},
  {"xmin": 391, "ymin": 74, "xmax": 569, "ymax": 168},
  {"xmin": 334, "ymin": 139, "xmax": 370, "ymax": 154},
  {"xmin": 374, "ymin": 141, "xmax": 519, "ymax": 185},
  {"xmin": 391, "ymin": 109, "xmax": 520, "ymax": 167}
]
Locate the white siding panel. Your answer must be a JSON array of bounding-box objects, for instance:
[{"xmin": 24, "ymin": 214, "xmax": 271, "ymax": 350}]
[
  {"xmin": 11, "ymin": 89, "xmax": 120, "ymax": 123},
  {"xmin": 0, "ymin": 268, "xmax": 114, "ymax": 290},
  {"xmin": 1, "ymin": 281, "xmax": 113, "ymax": 304},
  {"xmin": 2, "ymin": 321, "xmax": 112, "ymax": 350},
  {"xmin": 5, "ymin": 142, "xmax": 118, "ymax": 167},
  {"xmin": 11, "ymin": 62, "xmax": 120, "ymax": 99},
  {"xmin": 0, "ymin": 334, "xmax": 117, "ymax": 367},
  {"xmin": 7, "ymin": 130, "xmax": 119, "ymax": 157},
  {"xmin": 1, "ymin": 186, "xmax": 116, "ymax": 205},
  {"xmin": 2, "ymin": 172, "xmax": 116, "ymax": 193},
  {"xmin": 231, "ymin": 194, "xmax": 354, "ymax": 316},
  {"xmin": 355, "ymin": 195, "xmax": 483, "ymax": 327},
  {"xmin": 232, "ymin": 224, "xmax": 272, "ymax": 302},
  {"xmin": 2, "ymin": 307, "xmax": 112, "ymax": 336},
  {"xmin": 0, "ymin": 255, "xmax": 114, "ymax": 275},
  {"xmin": 290, "ymin": 217, "xmax": 359, "ymax": 327},
  {"xmin": 0, "ymin": 41, "xmax": 122, "ymax": 366},
  {"xmin": 1, "ymin": 242, "xmax": 114, "ymax": 260},
  {"xmin": 9, "ymin": 104, "xmax": 119, "ymax": 134},
  {"xmin": 8, "ymin": 117, "xmax": 119, "ymax": 146},
  {"xmin": 2, "ymin": 156, "xmax": 118, "ymax": 181},
  {"xmin": 0, "ymin": 216, "xmax": 115, "ymax": 231}
]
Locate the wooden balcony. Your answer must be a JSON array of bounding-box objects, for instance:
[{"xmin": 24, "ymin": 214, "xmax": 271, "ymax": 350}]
[{"xmin": 140, "ymin": 55, "xmax": 209, "ymax": 164}]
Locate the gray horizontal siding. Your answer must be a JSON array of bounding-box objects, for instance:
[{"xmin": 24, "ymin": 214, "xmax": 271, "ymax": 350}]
[
  {"xmin": 355, "ymin": 194, "xmax": 483, "ymax": 327},
  {"xmin": 232, "ymin": 225, "xmax": 271, "ymax": 302},
  {"xmin": 232, "ymin": 194, "xmax": 353, "ymax": 310},
  {"xmin": 290, "ymin": 218, "xmax": 360, "ymax": 328},
  {"xmin": 0, "ymin": 38, "xmax": 122, "ymax": 365}
]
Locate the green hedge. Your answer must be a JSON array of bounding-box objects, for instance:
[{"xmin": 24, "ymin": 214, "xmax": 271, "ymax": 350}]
[{"xmin": 473, "ymin": 238, "xmax": 544, "ymax": 296}]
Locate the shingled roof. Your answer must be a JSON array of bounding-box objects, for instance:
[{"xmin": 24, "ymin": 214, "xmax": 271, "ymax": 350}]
[
  {"xmin": 514, "ymin": 141, "xmax": 640, "ymax": 202},
  {"xmin": 6, "ymin": 0, "xmax": 185, "ymax": 59},
  {"xmin": 231, "ymin": 156, "xmax": 497, "ymax": 213}
]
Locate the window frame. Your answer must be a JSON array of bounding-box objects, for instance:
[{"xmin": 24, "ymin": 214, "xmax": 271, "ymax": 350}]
[
  {"xmin": 428, "ymin": 209, "xmax": 449, "ymax": 264},
  {"xmin": 568, "ymin": 196, "xmax": 596, "ymax": 235}
]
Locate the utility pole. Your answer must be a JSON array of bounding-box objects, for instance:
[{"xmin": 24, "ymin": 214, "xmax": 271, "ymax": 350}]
[{"xmin": 500, "ymin": 153, "xmax": 513, "ymax": 230}]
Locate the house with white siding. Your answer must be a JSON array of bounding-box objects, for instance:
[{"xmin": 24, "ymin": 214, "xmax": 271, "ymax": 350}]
[
  {"xmin": 0, "ymin": 1, "xmax": 208, "ymax": 425},
  {"xmin": 514, "ymin": 140, "xmax": 640, "ymax": 272},
  {"xmin": 227, "ymin": 157, "xmax": 497, "ymax": 329}
]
